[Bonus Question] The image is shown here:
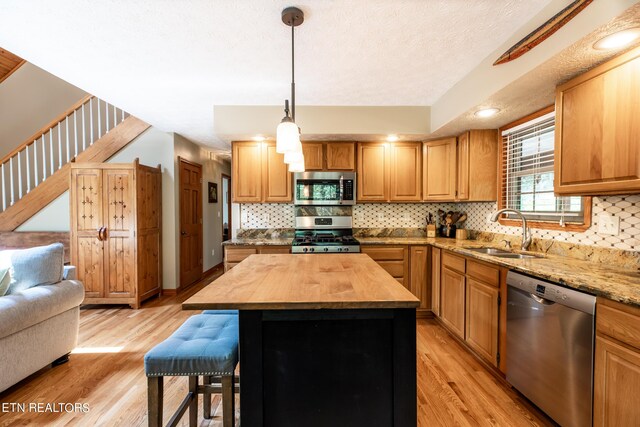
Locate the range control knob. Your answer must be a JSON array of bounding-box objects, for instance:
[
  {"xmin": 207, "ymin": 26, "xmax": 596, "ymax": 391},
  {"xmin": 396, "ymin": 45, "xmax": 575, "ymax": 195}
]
[
  {"xmin": 324, "ymin": 247, "xmax": 329, "ymax": 252},
  {"xmin": 303, "ymin": 247, "xmax": 308, "ymax": 253},
  {"xmin": 309, "ymin": 248, "xmax": 315, "ymax": 252}
]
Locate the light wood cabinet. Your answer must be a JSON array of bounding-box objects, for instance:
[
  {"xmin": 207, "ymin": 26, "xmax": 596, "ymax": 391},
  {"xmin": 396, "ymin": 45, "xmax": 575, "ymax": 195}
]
[
  {"xmin": 326, "ymin": 143, "xmax": 355, "ymax": 170},
  {"xmin": 555, "ymin": 46, "xmax": 640, "ymax": 196},
  {"xmin": 224, "ymin": 245, "xmax": 290, "ymax": 272},
  {"xmin": 70, "ymin": 161, "xmax": 162, "ymax": 309},
  {"xmin": 423, "ymin": 138, "xmax": 457, "ymax": 201},
  {"xmin": 594, "ymin": 297, "xmax": 640, "ymax": 425},
  {"xmin": 431, "ymin": 247, "xmax": 441, "ymax": 317},
  {"xmin": 361, "ymin": 246, "xmax": 409, "ymax": 285},
  {"xmin": 440, "ymin": 264, "xmax": 466, "ymax": 339},
  {"xmin": 357, "ymin": 142, "xmax": 422, "ymax": 202},
  {"xmin": 410, "ymin": 246, "xmax": 430, "ymax": 311},
  {"xmin": 465, "ymin": 277, "xmax": 499, "ymax": 365},
  {"xmin": 456, "ymin": 130, "xmax": 498, "ymax": 201},
  {"xmin": 232, "ymin": 141, "xmax": 291, "ymax": 203},
  {"xmin": 390, "ymin": 142, "xmax": 422, "ymax": 201},
  {"xmin": 302, "ymin": 143, "xmax": 324, "ymax": 171},
  {"xmin": 357, "ymin": 143, "xmax": 389, "ymax": 201}
]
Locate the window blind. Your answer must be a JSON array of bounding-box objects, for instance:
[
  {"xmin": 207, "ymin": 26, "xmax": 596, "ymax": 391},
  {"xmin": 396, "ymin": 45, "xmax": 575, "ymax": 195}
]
[{"xmin": 501, "ymin": 111, "xmax": 583, "ymax": 223}]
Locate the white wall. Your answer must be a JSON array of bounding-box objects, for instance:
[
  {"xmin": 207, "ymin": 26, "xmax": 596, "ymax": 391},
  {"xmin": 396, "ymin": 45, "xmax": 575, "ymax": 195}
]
[{"xmin": 0, "ymin": 63, "xmax": 87, "ymax": 157}]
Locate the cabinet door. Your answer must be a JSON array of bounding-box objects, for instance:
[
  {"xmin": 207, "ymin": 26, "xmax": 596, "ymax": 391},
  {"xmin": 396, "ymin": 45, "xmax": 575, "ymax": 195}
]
[
  {"xmin": 302, "ymin": 143, "xmax": 324, "ymax": 170},
  {"xmin": 440, "ymin": 267, "xmax": 465, "ymax": 339},
  {"xmin": 431, "ymin": 247, "xmax": 441, "ymax": 317},
  {"xmin": 357, "ymin": 143, "xmax": 388, "ymax": 201},
  {"xmin": 263, "ymin": 142, "xmax": 292, "ymax": 202},
  {"xmin": 410, "ymin": 246, "xmax": 429, "ymax": 309},
  {"xmin": 594, "ymin": 335, "xmax": 640, "ymax": 426},
  {"xmin": 556, "ymin": 51, "xmax": 640, "ymax": 195},
  {"xmin": 424, "ymin": 138, "xmax": 457, "ymax": 201},
  {"xmin": 456, "ymin": 132, "xmax": 469, "ymax": 200},
  {"xmin": 390, "ymin": 142, "xmax": 422, "ymax": 201},
  {"xmin": 70, "ymin": 168, "xmax": 104, "ymax": 298},
  {"xmin": 465, "ymin": 278, "xmax": 499, "ymax": 365},
  {"xmin": 232, "ymin": 142, "xmax": 262, "ymax": 202},
  {"xmin": 326, "ymin": 142, "xmax": 355, "ymax": 170},
  {"xmin": 103, "ymin": 168, "xmax": 136, "ymax": 298}
]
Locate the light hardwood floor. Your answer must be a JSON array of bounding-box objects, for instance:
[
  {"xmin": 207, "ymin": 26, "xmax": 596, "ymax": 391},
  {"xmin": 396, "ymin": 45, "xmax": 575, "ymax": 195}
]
[{"xmin": 0, "ymin": 268, "xmax": 552, "ymax": 426}]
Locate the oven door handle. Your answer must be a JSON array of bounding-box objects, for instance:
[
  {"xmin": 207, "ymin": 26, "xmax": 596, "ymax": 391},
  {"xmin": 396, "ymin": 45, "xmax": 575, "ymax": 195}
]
[{"xmin": 339, "ymin": 175, "xmax": 344, "ymax": 205}]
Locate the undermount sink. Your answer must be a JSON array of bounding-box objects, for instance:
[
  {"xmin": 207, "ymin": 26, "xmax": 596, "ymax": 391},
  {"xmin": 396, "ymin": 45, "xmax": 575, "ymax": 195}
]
[
  {"xmin": 491, "ymin": 253, "xmax": 544, "ymax": 259},
  {"xmin": 464, "ymin": 247, "xmax": 512, "ymax": 255}
]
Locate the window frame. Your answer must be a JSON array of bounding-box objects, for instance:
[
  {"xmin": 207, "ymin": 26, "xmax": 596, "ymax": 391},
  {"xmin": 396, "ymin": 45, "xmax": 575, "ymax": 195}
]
[{"xmin": 498, "ymin": 105, "xmax": 591, "ymax": 231}]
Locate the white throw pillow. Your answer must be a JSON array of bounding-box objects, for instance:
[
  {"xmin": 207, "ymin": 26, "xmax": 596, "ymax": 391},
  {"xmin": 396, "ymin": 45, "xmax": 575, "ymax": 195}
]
[{"xmin": 0, "ymin": 267, "xmax": 10, "ymax": 296}]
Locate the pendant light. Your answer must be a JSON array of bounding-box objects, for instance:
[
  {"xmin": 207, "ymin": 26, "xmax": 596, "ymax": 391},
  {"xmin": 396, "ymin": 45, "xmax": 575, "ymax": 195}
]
[{"xmin": 276, "ymin": 7, "xmax": 305, "ymax": 171}]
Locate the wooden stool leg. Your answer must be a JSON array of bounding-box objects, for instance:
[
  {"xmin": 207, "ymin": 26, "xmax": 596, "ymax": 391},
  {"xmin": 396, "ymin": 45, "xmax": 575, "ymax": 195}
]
[
  {"xmin": 189, "ymin": 376, "xmax": 198, "ymax": 427},
  {"xmin": 222, "ymin": 374, "xmax": 235, "ymax": 427},
  {"xmin": 203, "ymin": 375, "xmax": 212, "ymax": 419},
  {"xmin": 147, "ymin": 376, "xmax": 163, "ymax": 427}
]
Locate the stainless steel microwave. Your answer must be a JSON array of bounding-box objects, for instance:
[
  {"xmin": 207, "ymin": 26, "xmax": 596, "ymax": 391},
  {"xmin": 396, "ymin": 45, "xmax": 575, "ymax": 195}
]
[{"xmin": 293, "ymin": 172, "xmax": 356, "ymax": 205}]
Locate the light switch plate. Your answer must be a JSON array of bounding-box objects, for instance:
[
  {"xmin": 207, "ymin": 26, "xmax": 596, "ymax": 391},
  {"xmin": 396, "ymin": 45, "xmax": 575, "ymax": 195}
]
[{"xmin": 598, "ymin": 214, "xmax": 620, "ymax": 236}]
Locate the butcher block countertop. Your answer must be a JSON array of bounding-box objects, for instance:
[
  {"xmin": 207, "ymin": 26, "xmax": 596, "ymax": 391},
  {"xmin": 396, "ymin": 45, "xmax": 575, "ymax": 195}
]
[{"xmin": 183, "ymin": 254, "xmax": 420, "ymax": 310}]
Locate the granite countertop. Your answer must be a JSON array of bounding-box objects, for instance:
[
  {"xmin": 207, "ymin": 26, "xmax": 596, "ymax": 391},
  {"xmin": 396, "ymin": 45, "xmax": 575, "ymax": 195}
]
[
  {"xmin": 223, "ymin": 238, "xmax": 293, "ymax": 246},
  {"xmin": 223, "ymin": 236, "xmax": 640, "ymax": 308}
]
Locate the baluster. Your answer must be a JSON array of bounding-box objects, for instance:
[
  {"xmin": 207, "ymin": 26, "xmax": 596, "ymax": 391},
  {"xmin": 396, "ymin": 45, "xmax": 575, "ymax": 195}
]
[
  {"xmin": 105, "ymin": 100, "xmax": 110, "ymax": 132},
  {"xmin": 97, "ymin": 98, "xmax": 102, "ymax": 137},
  {"xmin": 9, "ymin": 158, "xmax": 14, "ymax": 206},
  {"xmin": 49, "ymin": 129, "xmax": 54, "ymax": 178},
  {"xmin": 57, "ymin": 123, "xmax": 62, "ymax": 169},
  {"xmin": 17, "ymin": 151, "xmax": 22, "ymax": 199},
  {"xmin": 113, "ymin": 104, "xmax": 117, "ymax": 127},
  {"xmin": 41, "ymin": 134, "xmax": 46, "ymax": 183},
  {"xmin": 32, "ymin": 140, "xmax": 38, "ymax": 188},
  {"xmin": 90, "ymin": 98, "xmax": 94, "ymax": 145},
  {"xmin": 26, "ymin": 144, "xmax": 31, "ymax": 193},
  {"xmin": 74, "ymin": 110, "xmax": 78, "ymax": 158},
  {"xmin": 82, "ymin": 103, "xmax": 87, "ymax": 150},
  {"xmin": 1, "ymin": 163, "xmax": 5, "ymax": 211},
  {"xmin": 65, "ymin": 116, "xmax": 70, "ymax": 163}
]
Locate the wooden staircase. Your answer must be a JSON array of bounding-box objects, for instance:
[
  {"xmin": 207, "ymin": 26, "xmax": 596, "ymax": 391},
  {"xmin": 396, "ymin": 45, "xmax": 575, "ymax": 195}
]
[{"xmin": 0, "ymin": 96, "xmax": 150, "ymax": 231}]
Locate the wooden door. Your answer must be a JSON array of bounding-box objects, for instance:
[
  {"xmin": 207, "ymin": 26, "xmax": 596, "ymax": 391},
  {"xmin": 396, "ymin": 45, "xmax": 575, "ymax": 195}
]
[
  {"xmin": 456, "ymin": 132, "xmax": 469, "ymax": 200},
  {"xmin": 423, "ymin": 138, "xmax": 457, "ymax": 201},
  {"xmin": 136, "ymin": 166, "xmax": 162, "ymax": 301},
  {"xmin": 263, "ymin": 142, "xmax": 292, "ymax": 202},
  {"xmin": 232, "ymin": 142, "xmax": 262, "ymax": 202},
  {"xmin": 302, "ymin": 143, "xmax": 324, "ymax": 170},
  {"xmin": 431, "ymin": 247, "xmax": 441, "ymax": 317},
  {"xmin": 326, "ymin": 142, "xmax": 355, "ymax": 170},
  {"xmin": 594, "ymin": 335, "xmax": 640, "ymax": 426},
  {"xmin": 390, "ymin": 142, "xmax": 422, "ymax": 201},
  {"xmin": 103, "ymin": 168, "xmax": 136, "ymax": 298},
  {"xmin": 357, "ymin": 143, "xmax": 388, "ymax": 201},
  {"xmin": 70, "ymin": 168, "xmax": 104, "ymax": 298},
  {"xmin": 179, "ymin": 159, "xmax": 203, "ymax": 289},
  {"xmin": 465, "ymin": 278, "xmax": 499, "ymax": 365},
  {"xmin": 556, "ymin": 49, "xmax": 640, "ymax": 195},
  {"xmin": 410, "ymin": 246, "xmax": 429, "ymax": 310},
  {"xmin": 440, "ymin": 267, "xmax": 465, "ymax": 339}
]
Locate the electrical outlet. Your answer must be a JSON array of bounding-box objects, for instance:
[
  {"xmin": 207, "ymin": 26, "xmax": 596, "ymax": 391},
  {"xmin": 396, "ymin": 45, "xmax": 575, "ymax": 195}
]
[
  {"xmin": 486, "ymin": 213, "xmax": 493, "ymax": 224},
  {"xmin": 241, "ymin": 211, "xmax": 248, "ymax": 223},
  {"xmin": 402, "ymin": 212, "xmax": 411, "ymax": 220},
  {"xmin": 377, "ymin": 212, "xmax": 385, "ymax": 221},
  {"xmin": 211, "ymin": 249, "xmax": 215, "ymax": 256},
  {"xmin": 217, "ymin": 211, "xmax": 221, "ymax": 218},
  {"xmin": 263, "ymin": 213, "xmax": 270, "ymax": 222},
  {"xmin": 598, "ymin": 214, "xmax": 620, "ymax": 235}
]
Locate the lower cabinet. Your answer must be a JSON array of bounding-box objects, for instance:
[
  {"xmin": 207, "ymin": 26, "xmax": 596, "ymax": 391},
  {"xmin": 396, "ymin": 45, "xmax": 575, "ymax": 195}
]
[
  {"xmin": 224, "ymin": 245, "xmax": 291, "ymax": 271},
  {"xmin": 410, "ymin": 246, "xmax": 430, "ymax": 310},
  {"xmin": 437, "ymin": 251, "xmax": 501, "ymax": 367},
  {"xmin": 431, "ymin": 247, "xmax": 441, "ymax": 317},
  {"xmin": 361, "ymin": 245, "xmax": 409, "ymax": 285},
  {"xmin": 594, "ymin": 298, "xmax": 640, "ymax": 426}
]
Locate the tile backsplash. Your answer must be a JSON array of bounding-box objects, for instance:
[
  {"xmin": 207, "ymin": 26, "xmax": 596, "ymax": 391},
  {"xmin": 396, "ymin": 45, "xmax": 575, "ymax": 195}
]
[{"xmin": 240, "ymin": 195, "xmax": 640, "ymax": 251}]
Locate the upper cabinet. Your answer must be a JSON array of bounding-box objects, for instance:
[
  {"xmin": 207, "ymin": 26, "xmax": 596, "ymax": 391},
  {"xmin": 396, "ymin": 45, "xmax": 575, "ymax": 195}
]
[
  {"xmin": 555, "ymin": 46, "xmax": 640, "ymax": 196},
  {"xmin": 301, "ymin": 142, "xmax": 355, "ymax": 171},
  {"xmin": 232, "ymin": 141, "xmax": 291, "ymax": 203},
  {"xmin": 357, "ymin": 141, "xmax": 422, "ymax": 202},
  {"xmin": 423, "ymin": 138, "xmax": 457, "ymax": 201},
  {"xmin": 423, "ymin": 132, "xmax": 497, "ymax": 202}
]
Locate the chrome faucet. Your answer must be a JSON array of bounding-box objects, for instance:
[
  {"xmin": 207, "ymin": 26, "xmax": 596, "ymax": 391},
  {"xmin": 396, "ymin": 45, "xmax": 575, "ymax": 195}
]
[{"xmin": 490, "ymin": 208, "xmax": 532, "ymax": 251}]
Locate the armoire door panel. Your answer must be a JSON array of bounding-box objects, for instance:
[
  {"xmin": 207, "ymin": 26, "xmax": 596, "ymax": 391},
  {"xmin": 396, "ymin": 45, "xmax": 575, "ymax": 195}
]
[
  {"xmin": 77, "ymin": 237, "xmax": 104, "ymax": 298},
  {"xmin": 105, "ymin": 236, "xmax": 134, "ymax": 297},
  {"xmin": 138, "ymin": 231, "xmax": 161, "ymax": 298},
  {"xmin": 72, "ymin": 170, "xmax": 103, "ymax": 232}
]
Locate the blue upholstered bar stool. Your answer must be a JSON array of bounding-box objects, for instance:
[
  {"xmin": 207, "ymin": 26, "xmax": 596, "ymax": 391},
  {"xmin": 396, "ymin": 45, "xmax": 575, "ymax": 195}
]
[{"xmin": 144, "ymin": 314, "xmax": 238, "ymax": 427}]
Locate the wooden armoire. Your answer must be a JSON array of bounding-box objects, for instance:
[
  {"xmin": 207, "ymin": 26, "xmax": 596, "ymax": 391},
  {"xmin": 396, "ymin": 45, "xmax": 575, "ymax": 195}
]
[{"xmin": 70, "ymin": 159, "xmax": 162, "ymax": 308}]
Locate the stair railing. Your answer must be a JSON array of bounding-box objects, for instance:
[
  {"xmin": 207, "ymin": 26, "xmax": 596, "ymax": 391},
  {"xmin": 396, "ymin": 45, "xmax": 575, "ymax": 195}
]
[{"xmin": 0, "ymin": 95, "xmax": 129, "ymax": 212}]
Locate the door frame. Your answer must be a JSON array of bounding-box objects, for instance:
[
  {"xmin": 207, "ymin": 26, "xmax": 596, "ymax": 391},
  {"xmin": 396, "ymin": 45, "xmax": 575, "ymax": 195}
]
[
  {"xmin": 178, "ymin": 156, "xmax": 203, "ymax": 291},
  {"xmin": 221, "ymin": 173, "xmax": 231, "ymax": 243}
]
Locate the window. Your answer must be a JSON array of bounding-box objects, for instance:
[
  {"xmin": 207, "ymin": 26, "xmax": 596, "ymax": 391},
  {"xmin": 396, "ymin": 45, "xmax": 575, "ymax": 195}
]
[{"xmin": 500, "ymin": 108, "xmax": 588, "ymax": 228}]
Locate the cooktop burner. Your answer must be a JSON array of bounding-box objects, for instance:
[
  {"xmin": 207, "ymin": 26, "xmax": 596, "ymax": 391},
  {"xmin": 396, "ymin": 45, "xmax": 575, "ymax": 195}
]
[{"xmin": 292, "ymin": 229, "xmax": 360, "ymax": 253}]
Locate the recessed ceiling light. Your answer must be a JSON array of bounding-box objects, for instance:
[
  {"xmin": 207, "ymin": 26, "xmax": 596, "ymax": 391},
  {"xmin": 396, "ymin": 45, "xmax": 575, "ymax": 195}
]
[
  {"xmin": 252, "ymin": 135, "xmax": 266, "ymax": 141},
  {"xmin": 593, "ymin": 28, "xmax": 640, "ymax": 50},
  {"xmin": 386, "ymin": 134, "xmax": 399, "ymax": 142},
  {"xmin": 475, "ymin": 108, "xmax": 500, "ymax": 118}
]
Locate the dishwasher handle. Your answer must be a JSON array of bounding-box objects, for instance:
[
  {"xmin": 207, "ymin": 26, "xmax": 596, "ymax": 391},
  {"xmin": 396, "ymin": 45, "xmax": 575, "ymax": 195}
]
[{"xmin": 530, "ymin": 293, "xmax": 555, "ymax": 306}]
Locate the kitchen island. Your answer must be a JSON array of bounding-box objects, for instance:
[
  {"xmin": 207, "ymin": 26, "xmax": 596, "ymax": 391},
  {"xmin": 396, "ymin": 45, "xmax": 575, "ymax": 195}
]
[{"xmin": 183, "ymin": 253, "xmax": 420, "ymax": 427}]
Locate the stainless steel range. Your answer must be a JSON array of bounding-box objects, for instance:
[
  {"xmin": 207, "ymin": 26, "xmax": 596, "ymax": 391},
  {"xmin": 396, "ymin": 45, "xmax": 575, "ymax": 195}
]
[{"xmin": 291, "ymin": 206, "xmax": 360, "ymax": 253}]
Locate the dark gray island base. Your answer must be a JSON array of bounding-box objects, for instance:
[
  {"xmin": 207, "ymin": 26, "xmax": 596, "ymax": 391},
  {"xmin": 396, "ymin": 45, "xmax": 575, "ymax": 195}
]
[
  {"xmin": 183, "ymin": 254, "xmax": 420, "ymax": 426},
  {"xmin": 239, "ymin": 308, "xmax": 416, "ymax": 427}
]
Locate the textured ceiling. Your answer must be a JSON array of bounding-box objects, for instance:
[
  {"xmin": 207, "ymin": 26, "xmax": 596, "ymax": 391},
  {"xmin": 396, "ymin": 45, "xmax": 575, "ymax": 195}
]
[{"xmin": 0, "ymin": 0, "xmax": 553, "ymax": 148}]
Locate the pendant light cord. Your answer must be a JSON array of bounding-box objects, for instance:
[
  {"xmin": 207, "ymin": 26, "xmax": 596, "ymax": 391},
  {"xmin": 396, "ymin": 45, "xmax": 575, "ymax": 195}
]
[{"xmin": 291, "ymin": 22, "xmax": 296, "ymax": 122}]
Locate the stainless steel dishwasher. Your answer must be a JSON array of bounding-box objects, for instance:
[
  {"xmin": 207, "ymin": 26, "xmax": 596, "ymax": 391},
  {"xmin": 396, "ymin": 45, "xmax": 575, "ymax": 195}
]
[{"xmin": 506, "ymin": 271, "xmax": 596, "ymax": 427}]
